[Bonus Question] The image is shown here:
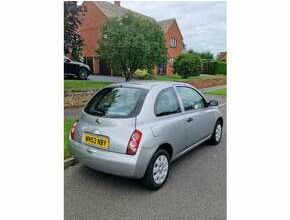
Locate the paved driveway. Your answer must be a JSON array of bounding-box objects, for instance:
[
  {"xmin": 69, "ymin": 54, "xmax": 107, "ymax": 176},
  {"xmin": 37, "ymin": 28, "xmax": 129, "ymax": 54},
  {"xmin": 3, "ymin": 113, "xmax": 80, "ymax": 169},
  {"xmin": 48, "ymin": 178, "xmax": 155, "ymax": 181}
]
[{"xmin": 64, "ymin": 94, "xmax": 226, "ymax": 220}]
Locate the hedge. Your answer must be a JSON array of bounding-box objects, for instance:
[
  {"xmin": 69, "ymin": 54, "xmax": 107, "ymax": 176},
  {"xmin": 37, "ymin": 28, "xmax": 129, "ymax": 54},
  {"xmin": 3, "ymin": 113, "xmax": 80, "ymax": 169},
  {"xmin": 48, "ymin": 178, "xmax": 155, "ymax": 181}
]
[
  {"xmin": 214, "ymin": 61, "xmax": 227, "ymax": 75},
  {"xmin": 202, "ymin": 60, "xmax": 226, "ymax": 75}
]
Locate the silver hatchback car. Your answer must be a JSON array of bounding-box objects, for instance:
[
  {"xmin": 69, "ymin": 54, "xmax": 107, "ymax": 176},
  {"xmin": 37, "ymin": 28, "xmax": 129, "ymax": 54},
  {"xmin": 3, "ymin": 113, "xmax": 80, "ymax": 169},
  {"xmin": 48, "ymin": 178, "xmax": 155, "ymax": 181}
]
[{"xmin": 69, "ymin": 81, "xmax": 223, "ymax": 189}]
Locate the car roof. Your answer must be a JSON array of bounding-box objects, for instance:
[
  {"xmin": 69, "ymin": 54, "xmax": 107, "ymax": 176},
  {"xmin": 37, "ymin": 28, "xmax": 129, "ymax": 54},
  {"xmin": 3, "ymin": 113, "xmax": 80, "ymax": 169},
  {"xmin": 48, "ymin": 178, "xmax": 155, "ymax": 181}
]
[{"xmin": 111, "ymin": 80, "xmax": 190, "ymax": 89}]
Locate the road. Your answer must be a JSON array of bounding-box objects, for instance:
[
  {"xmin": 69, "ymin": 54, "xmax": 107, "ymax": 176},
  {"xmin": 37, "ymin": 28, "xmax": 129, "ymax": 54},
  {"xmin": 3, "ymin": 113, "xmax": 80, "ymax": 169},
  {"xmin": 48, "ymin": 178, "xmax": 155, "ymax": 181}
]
[{"xmin": 64, "ymin": 94, "xmax": 226, "ymax": 220}]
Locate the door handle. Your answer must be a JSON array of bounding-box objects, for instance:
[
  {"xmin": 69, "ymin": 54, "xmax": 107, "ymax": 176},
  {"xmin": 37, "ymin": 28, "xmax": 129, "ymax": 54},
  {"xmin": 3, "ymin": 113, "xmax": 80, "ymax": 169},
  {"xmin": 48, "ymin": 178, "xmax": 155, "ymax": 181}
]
[{"xmin": 187, "ymin": 117, "xmax": 194, "ymax": 122}]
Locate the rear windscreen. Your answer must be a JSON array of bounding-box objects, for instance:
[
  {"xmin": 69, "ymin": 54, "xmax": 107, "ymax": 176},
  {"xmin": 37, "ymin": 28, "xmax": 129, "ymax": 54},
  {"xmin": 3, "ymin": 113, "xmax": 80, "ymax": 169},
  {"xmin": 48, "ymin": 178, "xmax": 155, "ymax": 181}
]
[{"xmin": 84, "ymin": 87, "xmax": 148, "ymax": 118}]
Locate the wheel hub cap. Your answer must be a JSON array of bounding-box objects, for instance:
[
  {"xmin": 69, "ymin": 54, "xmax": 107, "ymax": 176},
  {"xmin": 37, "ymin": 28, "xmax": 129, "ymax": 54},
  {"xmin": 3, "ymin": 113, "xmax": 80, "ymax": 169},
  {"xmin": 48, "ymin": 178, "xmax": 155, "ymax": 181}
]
[
  {"xmin": 215, "ymin": 124, "xmax": 222, "ymax": 142},
  {"xmin": 153, "ymin": 155, "xmax": 168, "ymax": 184}
]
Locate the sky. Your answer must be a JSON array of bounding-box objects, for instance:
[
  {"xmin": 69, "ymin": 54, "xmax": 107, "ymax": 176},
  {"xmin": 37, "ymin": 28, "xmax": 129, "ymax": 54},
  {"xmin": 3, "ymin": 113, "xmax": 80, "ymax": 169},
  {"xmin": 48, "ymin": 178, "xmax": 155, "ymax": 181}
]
[{"xmin": 122, "ymin": 1, "xmax": 226, "ymax": 55}]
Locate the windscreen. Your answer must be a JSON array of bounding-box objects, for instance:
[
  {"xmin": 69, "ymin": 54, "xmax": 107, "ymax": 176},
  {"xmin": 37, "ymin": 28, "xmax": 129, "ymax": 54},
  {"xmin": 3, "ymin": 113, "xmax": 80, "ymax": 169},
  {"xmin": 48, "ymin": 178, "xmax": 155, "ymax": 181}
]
[{"xmin": 84, "ymin": 87, "xmax": 148, "ymax": 118}]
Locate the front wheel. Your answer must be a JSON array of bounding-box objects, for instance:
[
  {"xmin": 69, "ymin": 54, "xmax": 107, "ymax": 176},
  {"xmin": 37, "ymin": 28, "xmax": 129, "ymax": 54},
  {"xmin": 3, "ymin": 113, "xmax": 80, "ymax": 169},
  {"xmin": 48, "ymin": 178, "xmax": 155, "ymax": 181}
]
[
  {"xmin": 78, "ymin": 68, "xmax": 88, "ymax": 80},
  {"xmin": 142, "ymin": 149, "xmax": 170, "ymax": 190},
  {"xmin": 209, "ymin": 120, "xmax": 223, "ymax": 145}
]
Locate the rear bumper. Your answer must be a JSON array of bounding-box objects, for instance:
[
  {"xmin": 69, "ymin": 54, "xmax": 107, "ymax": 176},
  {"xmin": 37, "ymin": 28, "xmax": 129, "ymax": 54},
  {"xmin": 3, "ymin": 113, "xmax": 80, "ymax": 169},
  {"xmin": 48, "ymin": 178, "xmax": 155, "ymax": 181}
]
[{"xmin": 69, "ymin": 138, "xmax": 151, "ymax": 178}]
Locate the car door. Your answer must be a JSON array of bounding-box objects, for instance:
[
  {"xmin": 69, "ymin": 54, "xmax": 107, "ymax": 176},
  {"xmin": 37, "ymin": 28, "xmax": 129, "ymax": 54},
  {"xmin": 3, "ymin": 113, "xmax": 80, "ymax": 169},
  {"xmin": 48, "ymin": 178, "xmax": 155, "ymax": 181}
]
[
  {"xmin": 152, "ymin": 87, "xmax": 188, "ymax": 154},
  {"xmin": 175, "ymin": 86, "xmax": 213, "ymax": 147}
]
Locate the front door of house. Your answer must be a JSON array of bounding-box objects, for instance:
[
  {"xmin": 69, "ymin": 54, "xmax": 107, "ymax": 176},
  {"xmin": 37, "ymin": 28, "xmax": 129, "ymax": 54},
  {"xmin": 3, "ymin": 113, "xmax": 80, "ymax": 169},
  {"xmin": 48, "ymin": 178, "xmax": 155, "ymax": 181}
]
[
  {"xmin": 100, "ymin": 59, "xmax": 111, "ymax": 75},
  {"xmin": 157, "ymin": 65, "xmax": 166, "ymax": 75}
]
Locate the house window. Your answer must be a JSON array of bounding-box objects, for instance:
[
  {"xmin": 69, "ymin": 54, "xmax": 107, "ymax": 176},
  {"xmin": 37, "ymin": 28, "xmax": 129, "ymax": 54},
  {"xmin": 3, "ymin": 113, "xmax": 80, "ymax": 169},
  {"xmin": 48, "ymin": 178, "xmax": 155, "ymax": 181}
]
[
  {"xmin": 170, "ymin": 37, "xmax": 177, "ymax": 48},
  {"xmin": 169, "ymin": 58, "xmax": 175, "ymax": 67}
]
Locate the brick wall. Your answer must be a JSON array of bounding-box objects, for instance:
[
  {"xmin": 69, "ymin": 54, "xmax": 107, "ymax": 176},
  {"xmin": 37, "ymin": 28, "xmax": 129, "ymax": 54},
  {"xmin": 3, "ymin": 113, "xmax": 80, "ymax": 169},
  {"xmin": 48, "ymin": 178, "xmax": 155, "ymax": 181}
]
[
  {"xmin": 78, "ymin": 2, "xmax": 108, "ymax": 74},
  {"xmin": 164, "ymin": 21, "xmax": 183, "ymax": 75}
]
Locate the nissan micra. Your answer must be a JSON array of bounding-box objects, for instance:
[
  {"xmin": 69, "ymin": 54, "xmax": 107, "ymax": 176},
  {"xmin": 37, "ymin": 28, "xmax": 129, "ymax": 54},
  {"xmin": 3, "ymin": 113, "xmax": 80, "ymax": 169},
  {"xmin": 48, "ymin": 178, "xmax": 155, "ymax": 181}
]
[{"xmin": 69, "ymin": 81, "xmax": 223, "ymax": 189}]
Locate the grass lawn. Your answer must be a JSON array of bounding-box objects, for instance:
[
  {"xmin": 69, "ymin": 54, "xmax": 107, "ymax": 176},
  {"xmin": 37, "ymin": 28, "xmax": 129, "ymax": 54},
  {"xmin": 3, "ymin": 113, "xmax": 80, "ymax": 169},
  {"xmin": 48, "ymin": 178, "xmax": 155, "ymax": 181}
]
[
  {"xmin": 206, "ymin": 88, "xmax": 227, "ymax": 96},
  {"xmin": 64, "ymin": 117, "xmax": 79, "ymax": 159},
  {"xmin": 154, "ymin": 74, "xmax": 225, "ymax": 82},
  {"xmin": 64, "ymin": 80, "xmax": 111, "ymax": 92}
]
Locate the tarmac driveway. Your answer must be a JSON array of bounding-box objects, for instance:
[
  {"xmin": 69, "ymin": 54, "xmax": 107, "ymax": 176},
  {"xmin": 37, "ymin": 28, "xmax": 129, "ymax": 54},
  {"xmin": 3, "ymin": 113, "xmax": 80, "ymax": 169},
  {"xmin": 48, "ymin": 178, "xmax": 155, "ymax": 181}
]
[{"xmin": 64, "ymin": 94, "xmax": 226, "ymax": 220}]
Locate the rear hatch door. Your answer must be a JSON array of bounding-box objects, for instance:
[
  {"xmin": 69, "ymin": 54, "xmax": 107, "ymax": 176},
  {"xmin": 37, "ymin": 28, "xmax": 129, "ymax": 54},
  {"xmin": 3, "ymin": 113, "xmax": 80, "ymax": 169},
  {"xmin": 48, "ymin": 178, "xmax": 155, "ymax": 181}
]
[
  {"xmin": 78, "ymin": 112, "xmax": 136, "ymax": 154},
  {"xmin": 75, "ymin": 86, "xmax": 148, "ymax": 154}
]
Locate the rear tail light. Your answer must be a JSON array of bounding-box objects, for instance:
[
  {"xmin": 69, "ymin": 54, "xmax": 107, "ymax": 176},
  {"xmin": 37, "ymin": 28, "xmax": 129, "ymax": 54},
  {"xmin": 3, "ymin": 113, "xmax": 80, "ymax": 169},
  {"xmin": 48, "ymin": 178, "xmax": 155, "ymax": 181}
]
[
  {"xmin": 126, "ymin": 129, "xmax": 142, "ymax": 155},
  {"xmin": 70, "ymin": 120, "xmax": 79, "ymax": 140}
]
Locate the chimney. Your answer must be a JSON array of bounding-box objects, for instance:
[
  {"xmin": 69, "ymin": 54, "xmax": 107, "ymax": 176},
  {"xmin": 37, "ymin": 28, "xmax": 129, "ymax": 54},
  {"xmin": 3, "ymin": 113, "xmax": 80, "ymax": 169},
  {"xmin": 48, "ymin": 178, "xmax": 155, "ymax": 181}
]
[{"xmin": 114, "ymin": 1, "xmax": 121, "ymax": 7}]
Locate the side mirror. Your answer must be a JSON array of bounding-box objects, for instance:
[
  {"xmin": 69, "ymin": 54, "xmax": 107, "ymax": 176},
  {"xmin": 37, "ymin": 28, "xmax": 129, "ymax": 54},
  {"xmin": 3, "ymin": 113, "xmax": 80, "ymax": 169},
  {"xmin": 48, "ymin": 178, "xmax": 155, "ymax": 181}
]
[{"xmin": 208, "ymin": 100, "xmax": 219, "ymax": 107}]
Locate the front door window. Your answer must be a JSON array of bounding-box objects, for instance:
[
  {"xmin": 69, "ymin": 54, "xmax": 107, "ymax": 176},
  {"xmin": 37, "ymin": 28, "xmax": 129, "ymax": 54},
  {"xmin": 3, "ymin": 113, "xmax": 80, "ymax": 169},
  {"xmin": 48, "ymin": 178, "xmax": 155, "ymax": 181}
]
[{"xmin": 176, "ymin": 86, "xmax": 211, "ymax": 146}]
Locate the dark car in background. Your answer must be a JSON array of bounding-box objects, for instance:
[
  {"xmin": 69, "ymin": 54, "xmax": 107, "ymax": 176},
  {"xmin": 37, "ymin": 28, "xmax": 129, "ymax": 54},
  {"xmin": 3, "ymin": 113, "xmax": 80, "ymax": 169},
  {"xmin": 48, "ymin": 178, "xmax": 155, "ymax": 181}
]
[{"xmin": 64, "ymin": 56, "xmax": 91, "ymax": 80}]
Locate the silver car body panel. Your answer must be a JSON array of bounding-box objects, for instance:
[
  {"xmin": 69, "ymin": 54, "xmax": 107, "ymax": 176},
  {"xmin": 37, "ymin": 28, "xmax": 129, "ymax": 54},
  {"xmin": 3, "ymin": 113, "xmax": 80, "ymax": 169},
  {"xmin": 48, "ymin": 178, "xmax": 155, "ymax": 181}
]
[
  {"xmin": 78, "ymin": 112, "xmax": 136, "ymax": 154},
  {"xmin": 69, "ymin": 81, "xmax": 223, "ymax": 178}
]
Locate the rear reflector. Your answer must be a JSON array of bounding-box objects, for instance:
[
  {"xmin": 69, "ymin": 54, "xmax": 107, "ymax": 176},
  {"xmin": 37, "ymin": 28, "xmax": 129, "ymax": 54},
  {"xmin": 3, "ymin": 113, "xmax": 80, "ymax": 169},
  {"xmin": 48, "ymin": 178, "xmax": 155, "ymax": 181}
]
[{"xmin": 126, "ymin": 129, "xmax": 142, "ymax": 155}]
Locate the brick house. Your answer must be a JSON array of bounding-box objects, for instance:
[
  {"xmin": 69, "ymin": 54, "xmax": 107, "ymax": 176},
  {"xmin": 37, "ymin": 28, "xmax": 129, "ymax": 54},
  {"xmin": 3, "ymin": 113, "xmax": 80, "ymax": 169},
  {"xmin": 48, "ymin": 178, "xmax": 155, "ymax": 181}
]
[
  {"xmin": 217, "ymin": 52, "xmax": 227, "ymax": 62},
  {"xmin": 78, "ymin": 1, "xmax": 183, "ymax": 76}
]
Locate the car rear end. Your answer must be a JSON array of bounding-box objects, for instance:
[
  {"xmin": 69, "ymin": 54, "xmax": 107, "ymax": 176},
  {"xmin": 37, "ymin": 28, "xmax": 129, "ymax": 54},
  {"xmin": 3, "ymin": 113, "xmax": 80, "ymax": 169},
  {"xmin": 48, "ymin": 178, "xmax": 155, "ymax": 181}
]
[{"xmin": 68, "ymin": 85, "xmax": 153, "ymax": 178}]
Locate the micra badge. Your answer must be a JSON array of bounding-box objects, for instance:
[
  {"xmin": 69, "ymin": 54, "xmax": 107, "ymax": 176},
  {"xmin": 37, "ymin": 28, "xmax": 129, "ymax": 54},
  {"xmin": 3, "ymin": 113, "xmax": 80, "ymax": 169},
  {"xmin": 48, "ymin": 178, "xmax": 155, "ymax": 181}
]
[{"xmin": 96, "ymin": 118, "xmax": 100, "ymax": 124}]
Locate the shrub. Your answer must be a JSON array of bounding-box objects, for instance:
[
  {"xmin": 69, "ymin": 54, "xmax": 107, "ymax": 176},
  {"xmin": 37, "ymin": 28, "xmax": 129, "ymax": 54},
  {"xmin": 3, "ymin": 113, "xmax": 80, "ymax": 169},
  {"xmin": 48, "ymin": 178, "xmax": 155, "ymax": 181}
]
[
  {"xmin": 133, "ymin": 69, "xmax": 153, "ymax": 80},
  {"xmin": 173, "ymin": 53, "xmax": 202, "ymax": 78}
]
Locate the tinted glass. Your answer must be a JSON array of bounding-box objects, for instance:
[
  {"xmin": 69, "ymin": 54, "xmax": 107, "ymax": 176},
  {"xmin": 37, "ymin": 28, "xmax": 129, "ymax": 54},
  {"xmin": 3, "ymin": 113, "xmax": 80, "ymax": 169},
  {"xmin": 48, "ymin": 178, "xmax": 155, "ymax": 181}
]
[
  {"xmin": 84, "ymin": 87, "xmax": 148, "ymax": 118},
  {"xmin": 176, "ymin": 86, "xmax": 205, "ymax": 111},
  {"xmin": 155, "ymin": 87, "xmax": 181, "ymax": 117}
]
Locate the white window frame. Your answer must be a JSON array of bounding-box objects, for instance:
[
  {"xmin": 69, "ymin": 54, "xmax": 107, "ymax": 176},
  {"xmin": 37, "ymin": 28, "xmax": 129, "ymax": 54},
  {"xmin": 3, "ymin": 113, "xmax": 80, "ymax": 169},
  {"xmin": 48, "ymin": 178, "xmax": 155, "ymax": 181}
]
[
  {"xmin": 169, "ymin": 58, "xmax": 175, "ymax": 66},
  {"xmin": 170, "ymin": 37, "xmax": 177, "ymax": 48}
]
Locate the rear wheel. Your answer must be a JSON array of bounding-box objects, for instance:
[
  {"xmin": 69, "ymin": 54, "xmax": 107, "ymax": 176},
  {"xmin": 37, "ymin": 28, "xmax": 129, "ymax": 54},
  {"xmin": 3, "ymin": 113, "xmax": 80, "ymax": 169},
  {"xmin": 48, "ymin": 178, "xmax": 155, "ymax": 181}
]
[
  {"xmin": 143, "ymin": 149, "xmax": 170, "ymax": 190},
  {"xmin": 78, "ymin": 68, "xmax": 88, "ymax": 80},
  {"xmin": 209, "ymin": 120, "xmax": 223, "ymax": 145}
]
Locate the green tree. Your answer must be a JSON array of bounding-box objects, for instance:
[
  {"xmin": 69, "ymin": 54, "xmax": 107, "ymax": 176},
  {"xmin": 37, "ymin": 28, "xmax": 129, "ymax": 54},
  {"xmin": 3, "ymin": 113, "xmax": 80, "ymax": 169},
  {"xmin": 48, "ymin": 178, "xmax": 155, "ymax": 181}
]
[
  {"xmin": 173, "ymin": 53, "xmax": 202, "ymax": 78},
  {"xmin": 64, "ymin": 2, "xmax": 86, "ymax": 60},
  {"xmin": 199, "ymin": 51, "xmax": 214, "ymax": 60},
  {"xmin": 188, "ymin": 49, "xmax": 214, "ymax": 60},
  {"xmin": 97, "ymin": 13, "xmax": 167, "ymax": 81}
]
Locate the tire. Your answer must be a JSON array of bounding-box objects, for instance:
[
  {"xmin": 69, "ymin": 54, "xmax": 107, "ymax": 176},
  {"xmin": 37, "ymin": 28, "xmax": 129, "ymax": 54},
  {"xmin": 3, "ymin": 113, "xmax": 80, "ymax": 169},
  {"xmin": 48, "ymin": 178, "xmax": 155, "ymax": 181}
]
[
  {"xmin": 78, "ymin": 68, "xmax": 88, "ymax": 80},
  {"xmin": 142, "ymin": 149, "xmax": 170, "ymax": 190},
  {"xmin": 209, "ymin": 120, "xmax": 223, "ymax": 145}
]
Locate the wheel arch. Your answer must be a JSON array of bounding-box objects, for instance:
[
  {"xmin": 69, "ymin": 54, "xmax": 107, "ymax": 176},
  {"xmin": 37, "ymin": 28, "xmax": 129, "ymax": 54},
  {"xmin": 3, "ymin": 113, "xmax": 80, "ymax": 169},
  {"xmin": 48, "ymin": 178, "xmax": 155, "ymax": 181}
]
[
  {"xmin": 217, "ymin": 117, "xmax": 223, "ymax": 126},
  {"xmin": 157, "ymin": 143, "xmax": 173, "ymax": 160},
  {"xmin": 78, "ymin": 65, "xmax": 88, "ymax": 72},
  {"xmin": 141, "ymin": 142, "xmax": 173, "ymax": 183}
]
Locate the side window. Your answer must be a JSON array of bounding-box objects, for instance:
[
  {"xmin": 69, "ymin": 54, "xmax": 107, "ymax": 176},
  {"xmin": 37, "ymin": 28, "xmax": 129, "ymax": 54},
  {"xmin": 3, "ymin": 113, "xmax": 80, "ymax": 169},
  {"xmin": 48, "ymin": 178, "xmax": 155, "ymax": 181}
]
[
  {"xmin": 176, "ymin": 86, "xmax": 206, "ymax": 111},
  {"xmin": 155, "ymin": 87, "xmax": 181, "ymax": 117},
  {"xmin": 170, "ymin": 37, "xmax": 177, "ymax": 48}
]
